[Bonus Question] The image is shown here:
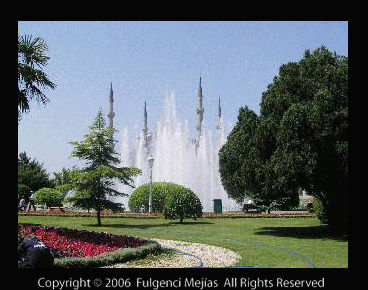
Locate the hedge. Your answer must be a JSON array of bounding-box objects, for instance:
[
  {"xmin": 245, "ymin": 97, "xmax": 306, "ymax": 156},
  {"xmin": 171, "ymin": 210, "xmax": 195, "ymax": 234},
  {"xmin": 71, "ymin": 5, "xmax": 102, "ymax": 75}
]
[
  {"xmin": 163, "ymin": 188, "xmax": 203, "ymax": 223},
  {"xmin": 54, "ymin": 240, "xmax": 160, "ymax": 268},
  {"xmin": 129, "ymin": 182, "xmax": 187, "ymax": 213},
  {"xmin": 34, "ymin": 188, "xmax": 64, "ymax": 207}
]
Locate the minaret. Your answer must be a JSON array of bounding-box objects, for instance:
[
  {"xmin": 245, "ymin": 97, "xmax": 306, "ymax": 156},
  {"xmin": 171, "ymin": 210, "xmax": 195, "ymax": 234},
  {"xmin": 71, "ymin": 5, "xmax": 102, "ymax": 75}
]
[
  {"xmin": 107, "ymin": 83, "xmax": 115, "ymax": 129},
  {"xmin": 143, "ymin": 100, "xmax": 148, "ymax": 136},
  {"xmin": 142, "ymin": 101, "xmax": 152, "ymax": 153},
  {"xmin": 196, "ymin": 77, "xmax": 204, "ymax": 144},
  {"xmin": 217, "ymin": 96, "xmax": 222, "ymax": 130}
]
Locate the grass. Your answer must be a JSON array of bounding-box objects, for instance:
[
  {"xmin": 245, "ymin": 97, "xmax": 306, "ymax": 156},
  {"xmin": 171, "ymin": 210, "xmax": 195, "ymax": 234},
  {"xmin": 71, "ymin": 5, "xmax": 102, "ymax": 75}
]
[
  {"xmin": 110, "ymin": 250, "xmax": 176, "ymax": 268},
  {"xmin": 18, "ymin": 215, "xmax": 348, "ymax": 268}
]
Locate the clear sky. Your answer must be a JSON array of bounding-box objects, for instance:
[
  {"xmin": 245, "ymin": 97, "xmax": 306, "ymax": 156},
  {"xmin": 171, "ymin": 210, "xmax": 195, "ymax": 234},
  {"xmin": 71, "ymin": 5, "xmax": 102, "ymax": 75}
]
[{"xmin": 18, "ymin": 21, "xmax": 348, "ymax": 174}]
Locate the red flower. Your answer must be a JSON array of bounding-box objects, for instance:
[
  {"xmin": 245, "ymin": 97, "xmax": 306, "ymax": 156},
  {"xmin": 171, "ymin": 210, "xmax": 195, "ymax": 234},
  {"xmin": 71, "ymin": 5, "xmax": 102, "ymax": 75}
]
[{"xmin": 18, "ymin": 224, "xmax": 146, "ymax": 258}]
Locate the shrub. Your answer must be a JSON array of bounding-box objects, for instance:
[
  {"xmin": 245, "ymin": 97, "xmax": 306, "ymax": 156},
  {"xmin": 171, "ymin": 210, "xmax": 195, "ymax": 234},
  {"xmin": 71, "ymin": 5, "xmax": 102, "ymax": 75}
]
[
  {"xmin": 34, "ymin": 188, "xmax": 64, "ymax": 207},
  {"xmin": 129, "ymin": 182, "xmax": 182, "ymax": 213},
  {"xmin": 313, "ymin": 198, "xmax": 328, "ymax": 224},
  {"xmin": 163, "ymin": 186, "xmax": 202, "ymax": 223},
  {"xmin": 18, "ymin": 184, "xmax": 30, "ymax": 199},
  {"xmin": 54, "ymin": 241, "xmax": 160, "ymax": 268}
]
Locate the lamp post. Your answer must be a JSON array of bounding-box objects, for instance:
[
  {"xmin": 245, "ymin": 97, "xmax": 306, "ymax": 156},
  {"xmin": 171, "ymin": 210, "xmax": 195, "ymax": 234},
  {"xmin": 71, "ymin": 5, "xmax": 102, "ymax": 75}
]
[{"xmin": 148, "ymin": 155, "xmax": 154, "ymax": 213}]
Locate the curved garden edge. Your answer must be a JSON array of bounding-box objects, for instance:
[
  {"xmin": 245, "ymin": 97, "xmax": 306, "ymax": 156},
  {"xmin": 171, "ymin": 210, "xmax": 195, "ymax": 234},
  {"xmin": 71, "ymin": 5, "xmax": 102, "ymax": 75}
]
[
  {"xmin": 54, "ymin": 240, "xmax": 161, "ymax": 268},
  {"xmin": 153, "ymin": 238, "xmax": 242, "ymax": 267},
  {"xmin": 18, "ymin": 223, "xmax": 162, "ymax": 268},
  {"xmin": 105, "ymin": 238, "xmax": 242, "ymax": 268}
]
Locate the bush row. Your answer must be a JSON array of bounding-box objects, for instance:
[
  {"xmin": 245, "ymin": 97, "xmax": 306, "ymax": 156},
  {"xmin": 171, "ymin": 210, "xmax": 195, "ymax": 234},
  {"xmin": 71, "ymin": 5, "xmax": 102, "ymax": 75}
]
[
  {"xmin": 19, "ymin": 211, "xmax": 314, "ymax": 219},
  {"xmin": 18, "ymin": 211, "xmax": 162, "ymax": 218}
]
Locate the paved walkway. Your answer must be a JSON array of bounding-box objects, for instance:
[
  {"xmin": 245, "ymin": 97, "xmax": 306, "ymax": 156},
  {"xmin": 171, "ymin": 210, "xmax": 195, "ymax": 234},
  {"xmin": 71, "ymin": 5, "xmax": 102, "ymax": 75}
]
[{"xmin": 104, "ymin": 238, "xmax": 241, "ymax": 268}]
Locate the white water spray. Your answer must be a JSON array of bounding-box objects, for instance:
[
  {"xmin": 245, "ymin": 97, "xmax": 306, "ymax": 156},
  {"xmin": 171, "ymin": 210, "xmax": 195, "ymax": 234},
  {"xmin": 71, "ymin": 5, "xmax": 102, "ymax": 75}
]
[{"xmin": 117, "ymin": 93, "xmax": 241, "ymax": 212}]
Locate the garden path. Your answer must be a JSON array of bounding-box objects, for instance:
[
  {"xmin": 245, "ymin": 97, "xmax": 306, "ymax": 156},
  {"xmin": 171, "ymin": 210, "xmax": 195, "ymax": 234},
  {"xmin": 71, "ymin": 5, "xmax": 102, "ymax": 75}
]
[{"xmin": 104, "ymin": 238, "xmax": 241, "ymax": 268}]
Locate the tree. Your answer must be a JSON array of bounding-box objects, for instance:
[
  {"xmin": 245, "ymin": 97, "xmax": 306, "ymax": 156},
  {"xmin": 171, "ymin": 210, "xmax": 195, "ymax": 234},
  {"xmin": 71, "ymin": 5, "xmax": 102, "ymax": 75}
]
[
  {"xmin": 18, "ymin": 152, "xmax": 52, "ymax": 193},
  {"xmin": 51, "ymin": 167, "xmax": 78, "ymax": 197},
  {"xmin": 69, "ymin": 108, "xmax": 141, "ymax": 225},
  {"xmin": 219, "ymin": 47, "xmax": 348, "ymax": 232},
  {"xmin": 18, "ymin": 35, "xmax": 56, "ymax": 121},
  {"xmin": 219, "ymin": 107, "xmax": 299, "ymax": 212}
]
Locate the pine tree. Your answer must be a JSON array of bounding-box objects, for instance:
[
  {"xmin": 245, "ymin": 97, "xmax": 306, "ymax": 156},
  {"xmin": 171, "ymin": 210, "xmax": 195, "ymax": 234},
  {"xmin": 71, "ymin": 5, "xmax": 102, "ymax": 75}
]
[
  {"xmin": 69, "ymin": 108, "xmax": 141, "ymax": 225},
  {"xmin": 18, "ymin": 151, "xmax": 52, "ymax": 192}
]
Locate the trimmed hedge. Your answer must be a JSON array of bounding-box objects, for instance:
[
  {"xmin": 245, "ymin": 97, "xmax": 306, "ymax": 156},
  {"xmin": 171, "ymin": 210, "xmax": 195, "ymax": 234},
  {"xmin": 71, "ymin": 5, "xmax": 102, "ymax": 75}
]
[
  {"xmin": 129, "ymin": 182, "xmax": 203, "ymax": 223},
  {"xmin": 54, "ymin": 241, "xmax": 160, "ymax": 268},
  {"xmin": 129, "ymin": 182, "xmax": 184, "ymax": 213},
  {"xmin": 34, "ymin": 188, "xmax": 64, "ymax": 207},
  {"xmin": 163, "ymin": 188, "xmax": 203, "ymax": 223}
]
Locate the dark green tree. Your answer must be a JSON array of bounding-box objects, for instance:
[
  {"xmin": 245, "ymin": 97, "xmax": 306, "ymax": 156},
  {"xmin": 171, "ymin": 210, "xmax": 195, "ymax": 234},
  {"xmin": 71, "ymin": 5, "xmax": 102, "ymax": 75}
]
[
  {"xmin": 18, "ymin": 152, "xmax": 52, "ymax": 193},
  {"xmin": 69, "ymin": 108, "xmax": 141, "ymax": 225},
  {"xmin": 219, "ymin": 47, "xmax": 348, "ymax": 232},
  {"xmin": 18, "ymin": 35, "xmax": 56, "ymax": 121},
  {"xmin": 218, "ymin": 107, "xmax": 259, "ymax": 203}
]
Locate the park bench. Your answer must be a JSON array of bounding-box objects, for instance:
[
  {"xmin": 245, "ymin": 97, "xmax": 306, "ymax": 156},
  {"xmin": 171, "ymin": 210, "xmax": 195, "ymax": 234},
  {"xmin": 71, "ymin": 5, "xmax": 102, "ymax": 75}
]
[{"xmin": 49, "ymin": 206, "xmax": 65, "ymax": 212}]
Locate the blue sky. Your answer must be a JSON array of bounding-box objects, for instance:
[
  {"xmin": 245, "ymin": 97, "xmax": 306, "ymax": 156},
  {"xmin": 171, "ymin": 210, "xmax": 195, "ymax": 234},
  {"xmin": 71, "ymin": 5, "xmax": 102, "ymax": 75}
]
[{"xmin": 18, "ymin": 21, "xmax": 348, "ymax": 174}]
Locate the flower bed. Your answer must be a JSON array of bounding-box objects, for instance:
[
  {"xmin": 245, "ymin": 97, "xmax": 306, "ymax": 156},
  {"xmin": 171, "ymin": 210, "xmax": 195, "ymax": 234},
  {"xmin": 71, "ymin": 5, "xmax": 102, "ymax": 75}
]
[{"xmin": 18, "ymin": 224, "xmax": 161, "ymax": 267}]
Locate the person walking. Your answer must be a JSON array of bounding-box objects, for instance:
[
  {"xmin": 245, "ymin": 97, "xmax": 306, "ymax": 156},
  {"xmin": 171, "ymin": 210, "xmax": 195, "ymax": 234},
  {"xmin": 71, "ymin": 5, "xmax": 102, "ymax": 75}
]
[
  {"xmin": 18, "ymin": 198, "xmax": 26, "ymax": 211},
  {"xmin": 27, "ymin": 191, "xmax": 36, "ymax": 211}
]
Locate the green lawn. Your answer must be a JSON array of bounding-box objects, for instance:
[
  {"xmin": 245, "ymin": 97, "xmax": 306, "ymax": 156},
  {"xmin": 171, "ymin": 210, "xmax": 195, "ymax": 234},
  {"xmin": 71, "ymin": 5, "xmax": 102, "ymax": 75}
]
[{"xmin": 18, "ymin": 215, "xmax": 348, "ymax": 268}]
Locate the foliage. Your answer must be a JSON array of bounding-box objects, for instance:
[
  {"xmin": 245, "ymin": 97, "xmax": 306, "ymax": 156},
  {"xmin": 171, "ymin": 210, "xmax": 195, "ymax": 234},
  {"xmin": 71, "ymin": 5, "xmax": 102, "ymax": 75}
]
[
  {"xmin": 18, "ymin": 211, "xmax": 313, "ymax": 218},
  {"xmin": 219, "ymin": 47, "xmax": 348, "ymax": 232},
  {"xmin": 18, "ymin": 152, "xmax": 52, "ymax": 192},
  {"xmin": 128, "ymin": 182, "xmax": 203, "ymax": 222},
  {"xmin": 34, "ymin": 188, "xmax": 64, "ymax": 207},
  {"xmin": 129, "ymin": 182, "xmax": 183, "ymax": 213},
  {"xmin": 18, "ymin": 184, "xmax": 30, "ymax": 199},
  {"xmin": 313, "ymin": 198, "xmax": 328, "ymax": 224},
  {"xmin": 54, "ymin": 241, "xmax": 160, "ymax": 268},
  {"xmin": 18, "ymin": 35, "xmax": 56, "ymax": 121},
  {"xmin": 163, "ymin": 186, "xmax": 203, "ymax": 223},
  {"xmin": 52, "ymin": 167, "xmax": 78, "ymax": 197},
  {"xmin": 68, "ymin": 108, "xmax": 141, "ymax": 225},
  {"xmin": 219, "ymin": 107, "xmax": 259, "ymax": 203}
]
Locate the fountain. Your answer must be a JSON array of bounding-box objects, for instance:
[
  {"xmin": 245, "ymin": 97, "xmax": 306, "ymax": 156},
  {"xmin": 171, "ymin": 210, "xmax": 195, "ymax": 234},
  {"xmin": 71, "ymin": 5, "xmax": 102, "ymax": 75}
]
[{"xmin": 115, "ymin": 86, "xmax": 241, "ymax": 213}]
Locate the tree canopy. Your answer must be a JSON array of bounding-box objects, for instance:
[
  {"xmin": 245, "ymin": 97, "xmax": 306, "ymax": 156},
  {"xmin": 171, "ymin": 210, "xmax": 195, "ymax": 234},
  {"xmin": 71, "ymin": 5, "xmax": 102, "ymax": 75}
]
[
  {"xmin": 219, "ymin": 47, "xmax": 348, "ymax": 231},
  {"xmin": 18, "ymin": 151, "xmax": 52, "ymax": 193}
]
